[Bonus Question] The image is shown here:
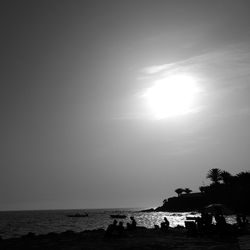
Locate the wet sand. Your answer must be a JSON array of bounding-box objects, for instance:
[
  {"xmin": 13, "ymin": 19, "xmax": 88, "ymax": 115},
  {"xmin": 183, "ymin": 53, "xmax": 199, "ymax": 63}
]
[{"xmin": 0, "ymin": 227, "xmax": 240, "ymax": 250}]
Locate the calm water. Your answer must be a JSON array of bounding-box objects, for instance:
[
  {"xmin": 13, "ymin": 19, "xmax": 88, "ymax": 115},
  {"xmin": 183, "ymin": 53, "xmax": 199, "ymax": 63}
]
[{"xmin": 0, "ymin": 208, "xmax": 237, "ymax": 239}]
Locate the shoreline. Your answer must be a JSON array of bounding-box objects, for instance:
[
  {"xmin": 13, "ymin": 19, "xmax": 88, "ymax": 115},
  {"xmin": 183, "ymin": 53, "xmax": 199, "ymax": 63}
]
[{"xmin": 0, "ymin": 227, "xmax": 241, "ymax": 250}]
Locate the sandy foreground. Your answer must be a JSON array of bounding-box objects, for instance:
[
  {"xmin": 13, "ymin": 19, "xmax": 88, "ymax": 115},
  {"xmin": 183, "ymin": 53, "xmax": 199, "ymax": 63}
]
[{"xmin": 0, "ymin": 227, "xmax": 242, "ymax": 250}]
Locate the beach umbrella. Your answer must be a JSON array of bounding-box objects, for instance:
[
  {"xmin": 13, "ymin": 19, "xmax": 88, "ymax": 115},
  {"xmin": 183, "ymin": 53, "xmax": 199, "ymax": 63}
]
[{"xmin": 204, "ymin": 204, "xmax": 234, "ymax": 215}]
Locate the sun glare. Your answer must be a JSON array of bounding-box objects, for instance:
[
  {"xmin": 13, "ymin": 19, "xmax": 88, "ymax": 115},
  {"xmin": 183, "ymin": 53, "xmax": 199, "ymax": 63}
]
[{"xmin": 142, "ymin": 75, "xmax": 200, "ymax": 119}]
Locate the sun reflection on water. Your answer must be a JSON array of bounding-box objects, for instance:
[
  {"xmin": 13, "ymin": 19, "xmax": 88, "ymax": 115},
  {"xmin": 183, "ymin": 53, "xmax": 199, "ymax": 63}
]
[
  {"xmin": 130, "ymin": 211, "xmax": 237, "ymax": 228},
  {"xmin": 133, "ymin": 212, "xmax": 198, "ymax": 228}
]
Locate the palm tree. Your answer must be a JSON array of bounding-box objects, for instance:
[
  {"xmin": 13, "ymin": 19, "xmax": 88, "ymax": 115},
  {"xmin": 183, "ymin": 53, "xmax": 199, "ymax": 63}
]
[
  {"xmin": 206, "ymin": 168, "xmax": 222, "ymax": 185},
  {"xmin": 175, "ymin": 188, "xmax": 184, "ymax": 197},
  {"xmin": 184, "ymin": 188, "xmax": 192, "ymax": 194},
  {"xmin": 220, "ymin": 170, "xmax": 232, "ymax": 185}
]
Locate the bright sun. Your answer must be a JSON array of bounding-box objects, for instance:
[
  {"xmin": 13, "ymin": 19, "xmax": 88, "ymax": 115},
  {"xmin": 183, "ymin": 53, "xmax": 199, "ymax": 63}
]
[{"xmin": 142, "ymin": 75, "xmax": 200, "ymax": 119}]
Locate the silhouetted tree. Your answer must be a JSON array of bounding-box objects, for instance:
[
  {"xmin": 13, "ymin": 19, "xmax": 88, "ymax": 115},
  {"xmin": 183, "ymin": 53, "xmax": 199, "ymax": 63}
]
[
  {"xmin": 206, "ymin": 168, "xmax": 222, "ymax": 185},
  {"xmin": 220, "ymin": 170, "xmax": 233, "ymax": 185},
  {"xmin": 175, "ymin": 188, "xmax": 184, "ymax": 197},
  {"xmin": 236, "ymin": 171, "xmax": 250, "ymax": 185},
  {"xmin": 234, "ymin": 171, "xmax": 250, "ymax": 213},
  {"xmin": 156, "ymin": 169, "xmax": 250, "ymax": 213},
  {"xmin": 184, "ymin": 188, "xmax": 192, "ymax": 194}
]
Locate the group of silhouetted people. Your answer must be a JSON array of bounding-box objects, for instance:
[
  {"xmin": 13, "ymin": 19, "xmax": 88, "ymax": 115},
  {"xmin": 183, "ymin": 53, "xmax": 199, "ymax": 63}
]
[
  {"xmin": 199, "ymin": 209, "xmax": 231, "ymax": 236},
  {"xmin": 106, "ymin": 216, "xmax": 171, "ymax": 238},
  {"xmin": 195, "ymin": 211, "xmax": 213, "ymax": 233},
  {"xmin": 187, "ymin": 208, "xmax": 249, "ymax": 237},
  {"xmin": 106, "ymin": 210, "xmax": 248, "ymax": 239},
  {"xmin": 105, "ymin": 216, "xmax": 137, "ymax": 238}
]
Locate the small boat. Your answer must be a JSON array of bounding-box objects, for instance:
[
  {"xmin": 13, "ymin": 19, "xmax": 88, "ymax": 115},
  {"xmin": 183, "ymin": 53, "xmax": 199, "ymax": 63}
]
[
  {"xmin": 67, "ymin": 213, "xmax": 88, "ymax": 218},
  {"xmin": 110, "ymin": 214, "xmax": 127, "ymax": 219}
]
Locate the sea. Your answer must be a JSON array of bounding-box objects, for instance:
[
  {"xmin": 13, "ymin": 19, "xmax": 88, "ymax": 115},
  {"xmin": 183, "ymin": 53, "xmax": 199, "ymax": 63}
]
[{"xmin": 0, "ymin": 208, "xmax": 238, "ymax": 239}]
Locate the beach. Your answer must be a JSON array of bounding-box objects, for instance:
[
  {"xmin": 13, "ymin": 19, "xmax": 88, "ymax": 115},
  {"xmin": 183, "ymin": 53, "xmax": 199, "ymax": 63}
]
[{"xmin": 0, "ymin": 227, "xmax": 241, "ymax": 250}]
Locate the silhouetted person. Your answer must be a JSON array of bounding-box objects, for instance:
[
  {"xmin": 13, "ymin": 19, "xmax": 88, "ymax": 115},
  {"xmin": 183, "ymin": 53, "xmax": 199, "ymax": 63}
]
[
  {"xmin": 127, "ymin": 216, "xmax": 137, "ymax": 230},
  {"xmin": 200, "ymin": 212, "xmax": 213, "ymax": 233},
  {"xmin": 131, "ymin": 216, "xmax": 137, "ymax": 228},
  {"xmin": 160, "ymin": 217, "xmax": 169, "ymax": 231},
  {"xmin": 196, "ymin": 216, "xmax": 203, "ymax": 232},
  {"xmin": 214, "ymin": 207, "xmax": 223, "ymax": 225},
  {"xmin": 105, "ymin": 219, "xmax": 118, "ymax": 237},
  {"xmin": 241, "ymin": 214, "xmax": 248, "ymax": 225},
  {"xmin": 117, "ymin": 221, "xmax": 125, "ymax": 236},
  {"xmin": 204, "ymin": 212, "xmax": 213, "ymax": 226},
  {"xmin": 237, "ymin": 213, "xmax": 249, "ymax": 232},
  {"xmin": 215, "ymin": 214, "xmax": 227, "ymax": 236},
  {"xmin": 236, "ymin": 214, "xmax": 243, "ymax": 228}
]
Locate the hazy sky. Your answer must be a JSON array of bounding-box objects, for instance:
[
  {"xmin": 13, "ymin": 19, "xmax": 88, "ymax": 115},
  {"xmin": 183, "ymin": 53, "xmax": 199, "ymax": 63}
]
[{"xmin": 1, "ymin": 0, "xmax": 250, "ymax": 210}]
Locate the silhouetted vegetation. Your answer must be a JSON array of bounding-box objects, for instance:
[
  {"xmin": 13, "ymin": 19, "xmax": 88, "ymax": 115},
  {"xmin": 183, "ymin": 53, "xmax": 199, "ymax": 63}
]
[
  {"xmin": 184, "ymin": 188, "xmax": 192, "ymax": 194},
  {"xmin": 206, "ymin": 168, "xmax": 222, "ymax": 185},
  {"xmin": 157, "ymin": 169, "xmax": 250, "ymax": 214},
  {"xmin": 201, "ymin": 169, "xmax": 250, "ymax": 214},
  {"xmin": 175, "ymin": 188, "xmax": 184, "ymax": 197}
]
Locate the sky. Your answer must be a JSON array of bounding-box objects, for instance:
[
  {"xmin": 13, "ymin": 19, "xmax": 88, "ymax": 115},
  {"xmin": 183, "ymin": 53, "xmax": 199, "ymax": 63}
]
[{"xmin": 1, "ymin": 0, "xmax": 250, "ymax": 211}]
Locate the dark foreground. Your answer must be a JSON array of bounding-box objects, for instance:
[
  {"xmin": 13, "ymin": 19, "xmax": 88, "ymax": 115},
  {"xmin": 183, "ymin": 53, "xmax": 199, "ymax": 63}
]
[{"xmin": 0, "ymin": 227, "xmax": 241, "ymax": 250}]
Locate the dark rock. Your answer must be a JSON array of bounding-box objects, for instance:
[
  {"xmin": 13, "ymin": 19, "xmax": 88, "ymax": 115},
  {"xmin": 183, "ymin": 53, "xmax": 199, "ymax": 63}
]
[
  {"xmin": 156, "ymin": 193, "xmax": 206, "ymax": 212},
  {"xmin": 140, "ymin": 208, "xmax": 155, "ymax": 212}
]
